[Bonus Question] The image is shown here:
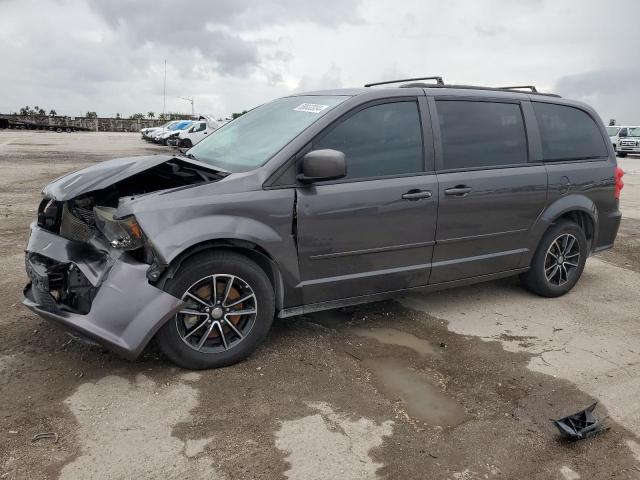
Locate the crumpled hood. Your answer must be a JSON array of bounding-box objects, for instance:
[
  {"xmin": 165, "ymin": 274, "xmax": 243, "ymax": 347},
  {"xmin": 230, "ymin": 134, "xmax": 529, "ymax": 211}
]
[{"xmin": 42, "ymin": 154, "xmax": 176, "ymax": 201}]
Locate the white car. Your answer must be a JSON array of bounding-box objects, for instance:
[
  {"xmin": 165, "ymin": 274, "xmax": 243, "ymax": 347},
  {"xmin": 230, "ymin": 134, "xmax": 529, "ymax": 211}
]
[
  {"xmin": 152, "ymin": 120, "xmax": 194, "ymax": 145},
  {"xmin": 169, "ymin": 115, "xmax": 221, "ymax": 147},
  {"xmin": 142, "ymin": 120, "xmax": 180, "ymax": 141},
  {"xmin": 617, "ymin": 126, "xmax": 640, "ymax": 157}
]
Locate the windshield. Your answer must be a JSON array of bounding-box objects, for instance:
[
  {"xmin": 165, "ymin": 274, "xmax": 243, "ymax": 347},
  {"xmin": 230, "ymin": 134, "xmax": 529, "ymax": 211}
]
[
  {"xmin": 168, "ymin": 121, "xmax": 189, "ymax": 131},
  {"xmin": 629, "ymin": 127, "xmax": 640, "ymax": 137},
  {"xmin": 187, "ymin": 95, "xmax": 348, "ymax": 172},
  {"xmin": 606, "ymin": 126, "xmax": 620, "ymax": 137}
]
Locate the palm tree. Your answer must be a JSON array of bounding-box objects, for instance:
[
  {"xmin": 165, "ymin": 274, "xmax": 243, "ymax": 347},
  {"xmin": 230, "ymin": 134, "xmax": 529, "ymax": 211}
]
[
  {"xmin": 147, "ymin": 112, "xmax": 155, "ymax": 119},
  {"xmin": 49, "ymin": 109, "xmax": 57, "ymax": 116}
]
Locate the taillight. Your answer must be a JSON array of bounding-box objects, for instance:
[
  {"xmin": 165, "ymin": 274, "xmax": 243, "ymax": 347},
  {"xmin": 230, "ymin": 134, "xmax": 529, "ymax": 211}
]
[{"xmin": 615, "ymin": 166, "xmax": 624, "ymax": 200}]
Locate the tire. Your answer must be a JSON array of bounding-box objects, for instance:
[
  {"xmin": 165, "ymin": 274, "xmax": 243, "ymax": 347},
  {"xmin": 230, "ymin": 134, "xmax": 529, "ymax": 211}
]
[
  {"xmin": 618, "ymin": 153, "xmax": 627, "ymax": 158},
  {"xmin": 155, "ymin": 251, "xmax": 275, "ymax": 369},
  {"xmin": 519, "ymin": 220, "xmax": 587, "ymax": 297},
  {"xmin": 181, "ymin": 138, "xmax": 192, "ymax": 148}
]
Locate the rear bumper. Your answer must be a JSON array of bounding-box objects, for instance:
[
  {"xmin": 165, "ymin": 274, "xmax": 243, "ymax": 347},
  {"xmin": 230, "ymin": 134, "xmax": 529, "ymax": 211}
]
[
  {"xmin": 593, "ymin": 209, "xmax": 622, "ymax": 253},
  {"xmin": 22, "ymin": 224, "xmax": 184, "ymax": 360}
]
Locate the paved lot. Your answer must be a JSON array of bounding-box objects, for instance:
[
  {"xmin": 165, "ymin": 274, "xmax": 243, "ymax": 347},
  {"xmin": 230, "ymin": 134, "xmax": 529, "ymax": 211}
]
[{"xmin": 1, "ymin": 131, "xmax": 640, "ymax": 479}]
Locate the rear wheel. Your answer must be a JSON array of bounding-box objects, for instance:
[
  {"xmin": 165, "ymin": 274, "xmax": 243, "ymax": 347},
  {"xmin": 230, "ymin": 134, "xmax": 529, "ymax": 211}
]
[
  {"xmin": 156, "ymin": 251, "xmax": 275, "ymax": 369},
  {"xmin": 520, "ymin": 220, "xmax": 587, "ymax": 297}
]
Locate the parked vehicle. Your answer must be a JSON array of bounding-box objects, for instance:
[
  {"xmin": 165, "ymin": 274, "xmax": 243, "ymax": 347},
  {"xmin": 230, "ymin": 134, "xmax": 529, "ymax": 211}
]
[
  {"xmin": 141, "ymin": 120, "xmax": 179, "ymax": 141},
  {"xmin": 152, "ymin": 120, "xmax": 193, "ymax": 145},
  {"xmin": 167, "ymin": 115, "xmax": 221, "ymax": 147},
  {"xmin": 617, "ymin": 126, "xmax": 640, "ymax": 157},
  {"xmin": 23, "ymin": 77, "xmax": 623, "ymax": 369},
  {"xmin": 607, "ymin": 126, "xmax": 622, "ymax": 152}
]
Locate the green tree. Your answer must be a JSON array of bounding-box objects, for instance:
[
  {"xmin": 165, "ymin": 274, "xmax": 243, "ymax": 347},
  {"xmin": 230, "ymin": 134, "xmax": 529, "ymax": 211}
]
[
  {"xmin": 147, "ymin": 111, "xmax": 155, "ymax": 119},
  {"xmin": 129, "ymin": 113, "xmax": 145, "ymax": 119},
  {"xmin": 86, "ymin": 111, "xmax": 98, "ymax": 118},
  {"xmin": 19, "ymin": 106, "xmax": 32, "ymax": 116},
  {"xmin": 49, "ymin": 109, "xmax": 57, "ymax": 116}
]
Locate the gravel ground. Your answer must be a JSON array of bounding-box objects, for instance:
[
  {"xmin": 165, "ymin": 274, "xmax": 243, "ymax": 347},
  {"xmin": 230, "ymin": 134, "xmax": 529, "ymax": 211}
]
[{"xmin": 1, "ymin": 131, "xmax": 639, "ymax": 480}]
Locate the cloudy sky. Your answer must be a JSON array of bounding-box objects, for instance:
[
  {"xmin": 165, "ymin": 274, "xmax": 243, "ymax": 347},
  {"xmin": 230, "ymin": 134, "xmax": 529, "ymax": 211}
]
[{"xmin": 1, "ymin": 0, "xmax": 638, "ymax": 123}]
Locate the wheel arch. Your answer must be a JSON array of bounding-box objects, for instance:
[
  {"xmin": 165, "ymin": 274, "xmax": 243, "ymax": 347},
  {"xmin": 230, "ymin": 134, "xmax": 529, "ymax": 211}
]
[
  {"xmin": 523, "ymin": 195, "xmax": 599, "ymax": 267},
  {"xmin": 156, "ymin": 239, "xmax": 286, "ymax": 312}
]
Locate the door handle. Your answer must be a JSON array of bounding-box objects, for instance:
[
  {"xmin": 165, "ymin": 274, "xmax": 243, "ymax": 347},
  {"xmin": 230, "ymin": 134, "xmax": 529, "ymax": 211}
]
[
  {"xmin": 444, "ymin": 185, "xmax": 472, "ymax": 196},
  {"xmin": 401, "ymin": 189, "xmax": 432, "ymax": 200}
]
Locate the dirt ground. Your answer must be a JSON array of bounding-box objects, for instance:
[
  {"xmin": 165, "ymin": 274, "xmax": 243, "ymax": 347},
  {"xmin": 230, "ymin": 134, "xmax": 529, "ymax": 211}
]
[{"xmin": 1, "ymin": 131, "xmax": 640, "ymax": 480}]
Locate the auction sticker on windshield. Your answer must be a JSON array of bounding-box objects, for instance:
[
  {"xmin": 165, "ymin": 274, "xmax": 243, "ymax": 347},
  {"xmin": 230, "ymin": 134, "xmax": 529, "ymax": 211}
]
[{"xmin": 294, "ymin": 103, "xmax": 330, "ymax": 113}]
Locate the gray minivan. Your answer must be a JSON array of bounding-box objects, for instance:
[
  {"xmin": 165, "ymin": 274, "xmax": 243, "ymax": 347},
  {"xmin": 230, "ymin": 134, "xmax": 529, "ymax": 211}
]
[{"xmin": 23, "ymin": 77, "xmax": 623, "ymax": 369}]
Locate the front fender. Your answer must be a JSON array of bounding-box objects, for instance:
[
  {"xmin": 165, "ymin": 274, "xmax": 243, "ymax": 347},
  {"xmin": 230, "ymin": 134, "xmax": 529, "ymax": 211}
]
[
  {"xmin": 149, "ymin": 214, "xmax": 287, "ymax": 264},
  {"xmin": 126, "ymin": 186, "xmax": 300, "ymax": 305}
]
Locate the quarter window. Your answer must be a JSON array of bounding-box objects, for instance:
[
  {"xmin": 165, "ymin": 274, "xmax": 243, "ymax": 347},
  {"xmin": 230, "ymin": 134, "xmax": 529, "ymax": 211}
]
[
  {"xmin": 533, "ymin": 102, "xmax": 608, "ymax": 160},
  {"xmin": 313, "ymin": 101, "xmax": 424, "ymax": 180},
  {"xmin": 436, "ymin": 100, "xmax": 528, "ymax": 170}
]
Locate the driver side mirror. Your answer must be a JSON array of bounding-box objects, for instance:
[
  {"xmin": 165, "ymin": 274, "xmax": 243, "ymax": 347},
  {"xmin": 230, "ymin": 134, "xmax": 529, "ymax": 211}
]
[{"xmin": 297, "ymin": 149, "xmax": 347, "ymax": 184}]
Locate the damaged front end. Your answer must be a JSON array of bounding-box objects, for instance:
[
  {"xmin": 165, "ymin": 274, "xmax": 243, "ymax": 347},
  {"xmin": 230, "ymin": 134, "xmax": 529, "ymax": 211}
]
[{"xmin": 23, "ymin": 156, "xmax": 225, "ymax": 359}]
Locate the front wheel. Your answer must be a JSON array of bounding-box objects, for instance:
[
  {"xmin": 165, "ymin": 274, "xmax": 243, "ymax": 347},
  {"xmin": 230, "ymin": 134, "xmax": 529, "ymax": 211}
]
[
  {"xmin": 156, "ymin": 251, "xmax": 275, "ymax": 369},
  {"xmin": 520, "ymin": 220, "xmax": 587, "ymax": 297}
]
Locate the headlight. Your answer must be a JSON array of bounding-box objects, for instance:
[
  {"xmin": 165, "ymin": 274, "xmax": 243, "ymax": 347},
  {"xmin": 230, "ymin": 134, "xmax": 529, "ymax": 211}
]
[{"xmin": 93, "ymin": 206, "xmax": 145, "ymax": 250}]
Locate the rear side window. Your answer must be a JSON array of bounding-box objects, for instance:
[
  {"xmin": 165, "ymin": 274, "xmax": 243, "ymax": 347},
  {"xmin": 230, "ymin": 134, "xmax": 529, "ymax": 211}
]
[
  {"xmin": 436, "ymin": 100, "xmax": 527, "ymax": 170},
  {"xmin": 313, "ymin": 101, "xmax": 423, "ymax": 180},
  {"xmin": 533, "ymin": 102, "xmax": 608, "ymax": 160}
]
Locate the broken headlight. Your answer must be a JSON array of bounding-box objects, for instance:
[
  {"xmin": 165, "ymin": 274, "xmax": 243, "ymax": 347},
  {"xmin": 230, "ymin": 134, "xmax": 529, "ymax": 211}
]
[{"xmin": 93, "ymin": 206, "xmax": 145, "ymax": 250}]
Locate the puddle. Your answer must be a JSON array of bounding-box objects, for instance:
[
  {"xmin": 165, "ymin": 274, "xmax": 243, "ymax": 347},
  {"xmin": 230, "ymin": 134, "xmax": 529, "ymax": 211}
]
[
  {"xmin": 351, "ymin": 327, "xmax": 437, "ymax": 356},
  {"xmin": 364, "ymin": 359, "xmax": 467, "ymax": 427}
]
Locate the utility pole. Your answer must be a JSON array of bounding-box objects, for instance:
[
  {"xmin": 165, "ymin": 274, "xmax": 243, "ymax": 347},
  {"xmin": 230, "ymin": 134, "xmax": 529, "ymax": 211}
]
[
  {"xmin": 162, "ymin": 60, "xmax": 167, "ymax": 118},
  {"xmin": 178, "ymin": 96, "xmax": 194, "ymax": 118}
]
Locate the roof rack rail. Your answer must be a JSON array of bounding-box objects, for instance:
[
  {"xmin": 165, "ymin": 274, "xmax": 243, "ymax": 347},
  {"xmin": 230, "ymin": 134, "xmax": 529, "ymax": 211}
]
[
  {"xmin": 500, "ymin": 85, "xmax": 538, "ymax": 93},
  {"xmin": 365, "ymin": 76, "xmax": 444, "ymax": 87}
]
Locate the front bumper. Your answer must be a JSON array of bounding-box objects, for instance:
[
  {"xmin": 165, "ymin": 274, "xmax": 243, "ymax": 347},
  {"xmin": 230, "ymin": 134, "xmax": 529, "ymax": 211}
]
[
  {"xmin": 22, "ymin": 224, "xmax": 184, "ymax": 360},
  {"xmin": 619, "ymin": 143, "xmax": 640, "ymax": 153}
]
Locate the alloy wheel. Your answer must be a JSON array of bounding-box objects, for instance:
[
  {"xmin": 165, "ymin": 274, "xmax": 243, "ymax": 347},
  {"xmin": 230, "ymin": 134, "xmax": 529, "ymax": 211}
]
[
  {"xmin": 175, "ymin": 274, "xmax": 257, "ymax": 353},
  {"xmin": 544, "ymin": 233, "xmax": 580, "ymax": 286}
]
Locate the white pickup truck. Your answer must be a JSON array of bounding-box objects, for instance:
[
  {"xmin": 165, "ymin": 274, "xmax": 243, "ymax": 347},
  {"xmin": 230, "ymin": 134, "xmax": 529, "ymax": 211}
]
[{"xmin": 616, "ymin": 126, "xmax": 640, "ymax": 157}]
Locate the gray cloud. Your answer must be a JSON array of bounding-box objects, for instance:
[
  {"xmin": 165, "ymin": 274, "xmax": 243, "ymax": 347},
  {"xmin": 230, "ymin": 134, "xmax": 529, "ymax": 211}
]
[
  {"xmin": 555, "ymin": 67, "xmax": 640, "ymax": 124},
  {"xmin": 87, "ymin": 0, "xmax": 362, "ymax": 75},
  {"xmin": 1, "ymin": 0, "xmax": 639, "ymax": 121}
]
